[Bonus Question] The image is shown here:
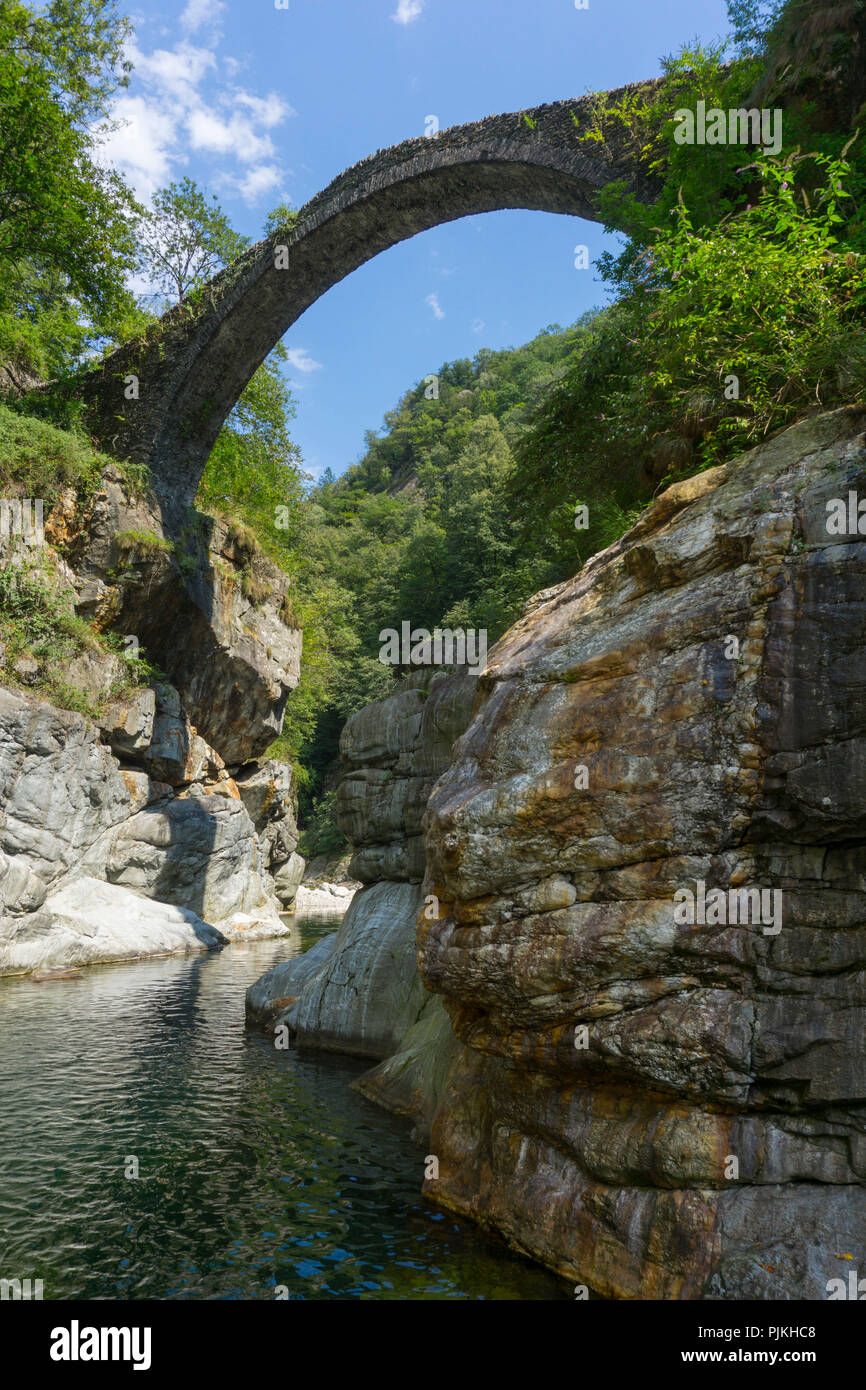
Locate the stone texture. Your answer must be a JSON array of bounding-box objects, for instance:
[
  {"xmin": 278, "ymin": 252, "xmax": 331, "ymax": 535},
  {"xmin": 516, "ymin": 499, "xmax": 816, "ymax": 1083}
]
[
  {"xmin": 96, "ymin": 686, "xmax": 156, "ymax": 757},
  {"xmin": 272, "ymin": 851, "xmax": 305, "ymax": 905},
  {"xmin": 337, "ymin": 668, "xmax": 478, "ymax": 883},
  {"xmin": 62, "ymin": 467, "xmax": 302, "ymax": 762},
  {"xmin": 353, "ymin": 994, "xmax": 459, "ymax": 1135},
  {"xmin": 293, "ymin": 880, "xmax": 356, "ymax": 916},
  {"xmin": 0, "ymin": 687, "xmax": 132, "ymax": 918},
  {"xmin": 234, "ymin": 758, "xmax": 304, "ymax": 905},
  {"xmin": 79, "ymin": 793, "xmax": 284, "ymax": 933},
  {"xmin": 246, "ymin": 667, "xmax": 478, "ymax": 1115},
  {"xmin": 2, "ymin": 875, "xmax": 225, "ymax": 975},
  {"xmin": 0, "ymin": 686, "xmax": 287, "ymax": 974},
  {"xmin": 414, "ymin": 407, "xmax": 866, "ymax": 1299},
  {"xmin": 247, "ymin": 881, "xmax": 427, "ymax": 1059}
]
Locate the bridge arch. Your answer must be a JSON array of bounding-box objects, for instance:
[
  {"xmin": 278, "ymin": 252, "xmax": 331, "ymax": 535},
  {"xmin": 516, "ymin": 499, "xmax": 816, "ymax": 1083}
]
[{"xmin": 79, "ymin": 79, "xmax": 661, "ymax": 520}]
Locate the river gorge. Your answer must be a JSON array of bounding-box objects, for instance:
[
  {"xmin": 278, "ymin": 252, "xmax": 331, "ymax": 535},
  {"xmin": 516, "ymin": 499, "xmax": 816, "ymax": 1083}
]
[{"xmin": 3, "ymin": 406, "xmax": 865, "ymax": 1302}]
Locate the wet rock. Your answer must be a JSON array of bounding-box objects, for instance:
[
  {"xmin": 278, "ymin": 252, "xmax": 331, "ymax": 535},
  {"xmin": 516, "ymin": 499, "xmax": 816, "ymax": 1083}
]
[{"xmin": 248, "ymin": 881, "xmax": 426, "ymax": 1058}]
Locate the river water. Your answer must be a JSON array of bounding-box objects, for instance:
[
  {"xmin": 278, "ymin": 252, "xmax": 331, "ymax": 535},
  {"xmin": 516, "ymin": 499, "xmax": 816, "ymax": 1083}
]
[{"xmin": 0, "ymin": 920, "xmax": 568, "ymax": 1300}]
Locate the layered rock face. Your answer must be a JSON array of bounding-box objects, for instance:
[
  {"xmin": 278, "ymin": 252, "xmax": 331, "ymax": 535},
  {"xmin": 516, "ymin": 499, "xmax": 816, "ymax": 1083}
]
[
  {"xmin": 0, "ymin": 686, "xmax": 287, "ymax": 974},
  {"xmin": 234, "ymin": 759, "xmax": 305, "ymax": 907},
  {"xmin": 247, "ymin": 668, "xmax": 475, "ymax": 1089},
  {"xmin": 417, "ymin": 408, "xmax": 866, "ymax": 1298},
  {"xmin": 55, "ymin": 465, "xmax": 302, "ymax": 763},
  {"xmin": 0, "ymin": 464, "xmax": 303, "ymax": 973}
]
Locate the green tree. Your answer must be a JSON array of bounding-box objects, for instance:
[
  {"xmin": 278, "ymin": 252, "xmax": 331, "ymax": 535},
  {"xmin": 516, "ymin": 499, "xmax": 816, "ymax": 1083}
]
[
  {"xmin": 264, "ymin": 201, "xmax": 299, "ymax": 236},
  {"xmin": 0, "ymin": 0, "xmax": 140, "ymax": 374},
  {"xmin": 138, "ymin": 177, "xmax": 249, "ymax": 305}
]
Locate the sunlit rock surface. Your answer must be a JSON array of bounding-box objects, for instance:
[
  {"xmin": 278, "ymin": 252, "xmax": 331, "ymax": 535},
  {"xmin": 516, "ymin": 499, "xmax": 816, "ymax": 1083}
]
[
  {"xmin": 417, "ymin": 408, "xmax": 866, "ymax": 1299},
  {"xmin": 0, "ymin": 685, "xmax": 287, "ymax": 975}
]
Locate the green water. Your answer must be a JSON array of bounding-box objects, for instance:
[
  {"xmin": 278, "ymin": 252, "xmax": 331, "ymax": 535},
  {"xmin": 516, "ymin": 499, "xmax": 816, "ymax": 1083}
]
[{"xmin": 0, "ymin": 922, "xmax": 568, "ymax": 1300}]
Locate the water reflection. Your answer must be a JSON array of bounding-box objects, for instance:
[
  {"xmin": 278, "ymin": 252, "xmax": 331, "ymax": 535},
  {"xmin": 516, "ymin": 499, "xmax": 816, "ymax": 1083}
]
[{"xmin": 0, "ymin": 925, "xmax": 568, "ymax": 1300}]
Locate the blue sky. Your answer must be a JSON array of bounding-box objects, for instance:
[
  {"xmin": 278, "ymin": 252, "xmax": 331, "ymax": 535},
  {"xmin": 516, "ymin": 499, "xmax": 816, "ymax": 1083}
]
[{"xmin": 105, "ymin": 0, "xmax": 732, "ymax": 479}]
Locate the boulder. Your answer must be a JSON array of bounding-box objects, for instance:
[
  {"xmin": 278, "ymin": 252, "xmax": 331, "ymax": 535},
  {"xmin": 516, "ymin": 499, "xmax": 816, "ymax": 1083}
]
[
  {"xmin": 79, "ymin": 793, "xmax": 285, "ymax": 933},
  {"xmin": 233, "ymin": 758, "xmax": 303, "ymax": 904},
  {"xmin": 97, "ymin": 686, "xmax": 156, "ymax": 757},
  {"xmin": 248, "ymin": 881, "xmax": 426, "ymax": 1059},
  {"xmin": 1, "ymin": 875, "xmax": 225, "ymax": 974},
  {"xmin": 0, "ymin": 685, "xmax": 287, "ymax": 974},
  {"xmin": 272, "ymin": 850, "xmax": 305, "ymax": 904}
]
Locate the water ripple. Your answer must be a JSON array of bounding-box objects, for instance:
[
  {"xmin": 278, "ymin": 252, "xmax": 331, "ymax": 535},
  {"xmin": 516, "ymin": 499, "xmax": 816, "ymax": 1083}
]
[{"xmin": 0, "ymin": 926, "xmax": 568, "ymax": 1300}]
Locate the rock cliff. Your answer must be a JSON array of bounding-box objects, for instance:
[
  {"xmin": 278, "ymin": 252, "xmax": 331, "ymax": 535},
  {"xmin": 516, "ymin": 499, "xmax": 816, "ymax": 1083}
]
[
  {"xmin": 0, "ymin": 461, "xmax": 304, "ymax": 973},
  {"xmin": 247, "ymin": 667, "xmax": 475, "ymax": 1103},
  {"xmin": 247, "ymin": 405, "xmax": 866, "ymax": 1298},
  {"xmin": 417, "ymin": 408, "xmax": 866, "ymax": 1298}
]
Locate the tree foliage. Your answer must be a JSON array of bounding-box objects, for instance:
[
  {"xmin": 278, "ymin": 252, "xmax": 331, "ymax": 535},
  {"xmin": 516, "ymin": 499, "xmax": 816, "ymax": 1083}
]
[
  {"xmin": 0, "ymin": 0, "xmax": 139, "ymax": 373},
  {"xmin": 138, "ymin": 178, "xmax": 250, "ymax": 305}
]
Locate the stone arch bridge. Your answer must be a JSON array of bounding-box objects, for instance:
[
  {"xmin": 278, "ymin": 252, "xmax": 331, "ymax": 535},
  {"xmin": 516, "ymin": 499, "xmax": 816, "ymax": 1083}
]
[{"xmin": 78, "ymin": 78, "xmax": 663, "ymax": 521}]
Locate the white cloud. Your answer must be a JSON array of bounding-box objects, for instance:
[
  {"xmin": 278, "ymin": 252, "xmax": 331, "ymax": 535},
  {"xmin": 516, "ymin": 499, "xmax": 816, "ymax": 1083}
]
[
  {"xmin": 236, "ymin": 163, "xmax": 283, "ymax": 203},
  {"xmin": 426, "ymin": 292, "xmax": 445, "ymax": 320},
  {"xmin": 99, "ymin": 94, "xmax": 178, "ymax": 199},
  {"xmin": 392, "ymin": 0, "xmax": 423, "ymax": 24},
  {"xmin": 285, "ymin": 348, "xmax": 323, "ymax": 373},
  {"xmin": 127, "ymin": 39, "xmax": 217, "ymax": 107},
  {"xmin": 181, "ymin": 0, "xmax": 225, "ymax": 33},
  {"xmin": 187, "ymin": 108, "xmax": 276, "ymax": 163},
  {"xmin": 234, "ymin": 91, "xmax": 294, "ymax": 127},
  {"xmin": 105, "ymin": 28, "xmax": 295, "ymax": 207},
  {"xmin": 472, "ymin": 318, "xmax": 485, "ymax": 334}
]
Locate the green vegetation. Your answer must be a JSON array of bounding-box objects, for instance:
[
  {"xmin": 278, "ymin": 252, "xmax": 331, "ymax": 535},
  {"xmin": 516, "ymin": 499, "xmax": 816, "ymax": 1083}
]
[
  {"xmin": 115, "ymin": 529, "xmax": 173, "ymax": 561},
  {"xmin": 1, "ymin": 0, "xmax": 864, "ymax": 850},
  {"xmin": 0, "ymin": 555, "xmax": 162, "ymax": 715},
  {"xmin": 0, "ymin": 402, "xmax": 147, "ymax": 507},
  {"xmin": 506, "ymin": 4, "xmax": 866, "ymax": 551},
  {"xmin": 0, "ymin": 0, "xmax": 141, "ymax": 379},
  {"xmin": 138, "ymin": 178, "xmax": 249, "ymax": 305}
]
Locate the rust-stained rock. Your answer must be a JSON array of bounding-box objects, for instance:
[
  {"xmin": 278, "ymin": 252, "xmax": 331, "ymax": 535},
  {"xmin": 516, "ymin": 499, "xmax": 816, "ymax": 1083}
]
[{"xmin": 418, "ymin": 408, "xmax": 866, "ymax": 1299}]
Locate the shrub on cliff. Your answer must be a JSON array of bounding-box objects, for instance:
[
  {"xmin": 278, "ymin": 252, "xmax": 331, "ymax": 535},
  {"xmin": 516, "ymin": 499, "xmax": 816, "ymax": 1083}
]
[{"xmin": 512, "ymin": 148, "xmax": 866, "ymax": 552}]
